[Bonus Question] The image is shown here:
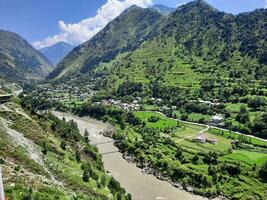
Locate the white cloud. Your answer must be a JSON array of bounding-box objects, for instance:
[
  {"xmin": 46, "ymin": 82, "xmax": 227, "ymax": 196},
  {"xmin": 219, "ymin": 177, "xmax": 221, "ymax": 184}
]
[
  {"xmin": 33, "ymin": 0, "xmax": 152, "ymax": 49},
  {"xmin": 265, "ymin": 0, "xmax": 267, "ymax": 8}
]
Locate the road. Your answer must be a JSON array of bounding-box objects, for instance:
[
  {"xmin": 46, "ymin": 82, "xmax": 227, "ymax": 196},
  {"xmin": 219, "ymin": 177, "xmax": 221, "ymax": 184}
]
[{"xmin": 153, "ymin": 111, "xmax": 267, "ymax": 142}]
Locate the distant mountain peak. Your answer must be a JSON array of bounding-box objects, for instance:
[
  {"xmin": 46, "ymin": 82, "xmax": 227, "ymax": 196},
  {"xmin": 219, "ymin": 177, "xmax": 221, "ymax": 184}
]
[{"xmin": 40, "ymin": 42, "xmax": 74, "ymax": 65}]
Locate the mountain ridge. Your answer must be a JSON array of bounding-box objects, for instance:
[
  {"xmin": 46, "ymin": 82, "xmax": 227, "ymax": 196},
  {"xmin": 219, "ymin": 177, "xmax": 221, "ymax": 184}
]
[
  {"xmin": 0, "ymin": 29, "xmax": 53, "ymax": 82},
  {"xmin": 49, "ymin": 1, "xmax": 266, "ymax": 81},
  {"xmin": 47, "ymin": 6, "xmax": 163, "ymax": 79},
  {"xmin": 151, "ymin": 4, "xmax": 175, "ymax": 15}
]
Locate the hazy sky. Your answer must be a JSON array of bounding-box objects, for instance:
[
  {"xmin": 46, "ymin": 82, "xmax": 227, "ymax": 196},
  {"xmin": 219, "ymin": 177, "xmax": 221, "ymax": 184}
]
[{"xmin": 0, "ymin": 0, "xmax": 266, "ymax": 49}]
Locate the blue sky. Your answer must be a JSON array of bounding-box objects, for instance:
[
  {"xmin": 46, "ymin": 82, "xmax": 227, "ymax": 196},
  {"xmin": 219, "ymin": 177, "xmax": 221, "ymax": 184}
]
[{"xmin": 0, "ymin": 0, "xmax": 266, "ymax": 49}]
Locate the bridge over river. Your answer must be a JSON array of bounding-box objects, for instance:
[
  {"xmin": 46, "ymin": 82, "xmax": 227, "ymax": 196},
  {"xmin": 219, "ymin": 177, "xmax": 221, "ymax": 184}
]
[{"xmin": 54, "ymin": 111, "xmax": 207, "ymax": 200}]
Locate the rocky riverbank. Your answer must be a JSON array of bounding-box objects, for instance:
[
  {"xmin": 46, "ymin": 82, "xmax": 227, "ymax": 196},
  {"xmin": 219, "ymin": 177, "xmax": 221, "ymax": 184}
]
[{"xmin": 121, "ymin": 153, "xmax": 229, "ymax": 200}]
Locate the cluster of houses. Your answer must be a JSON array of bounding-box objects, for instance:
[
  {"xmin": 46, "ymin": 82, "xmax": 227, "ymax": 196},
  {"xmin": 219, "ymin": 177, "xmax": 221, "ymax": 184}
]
[
  {"xmin": 194, "ymin": 133, "xmax": 217, "ymax": 144},
  {"xmin": 34, "ymin": 83, "xmax": 94, "ymax": 103},
  {"xmin": 102, "ymin": 98, "xmax": 141, "ymax": 111},
  {"xmin": 190, "ymin": 99, "xmax": 221, "ymax": 106}
]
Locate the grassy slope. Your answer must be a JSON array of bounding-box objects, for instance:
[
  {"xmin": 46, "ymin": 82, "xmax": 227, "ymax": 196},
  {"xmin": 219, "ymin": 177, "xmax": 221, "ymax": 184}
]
[{"xmin": 0, "ymin": 101, "xmax": 118, "ymax": 199}]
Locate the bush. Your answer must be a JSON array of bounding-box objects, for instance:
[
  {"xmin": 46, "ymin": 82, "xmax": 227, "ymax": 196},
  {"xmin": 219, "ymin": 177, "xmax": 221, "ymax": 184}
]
[
  {"xmin": 148, "ymin": 116, "xmax": 160, "ymax": 123},
  {"xmin": 259, "ymin": 161, "xmax": 267, "ymax": 181},
  {"xmin": 82, "ymin": 170, "xmax": 90, "ymax": 182}
]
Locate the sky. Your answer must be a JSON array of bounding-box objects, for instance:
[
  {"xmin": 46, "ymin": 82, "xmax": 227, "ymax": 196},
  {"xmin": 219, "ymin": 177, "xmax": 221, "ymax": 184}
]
[{"xmin": 0, "ymin": 0, "xmax": 266, "ymax": 49}]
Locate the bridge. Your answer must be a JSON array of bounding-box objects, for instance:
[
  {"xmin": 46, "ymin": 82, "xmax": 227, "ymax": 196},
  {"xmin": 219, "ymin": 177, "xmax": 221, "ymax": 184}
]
[
  {"xmin": 92, "ymin": 140, "xmax": 123, "ymax": 146},
  {"xmin": 100, "ymin": 150, "xmax": 119, "ymax": 155}
]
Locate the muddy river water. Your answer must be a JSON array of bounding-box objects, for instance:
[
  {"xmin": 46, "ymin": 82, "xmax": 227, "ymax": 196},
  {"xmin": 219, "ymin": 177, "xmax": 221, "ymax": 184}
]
[{"xmin": 54, "ymin": 111, "xmax": 206, "ymax": 200}]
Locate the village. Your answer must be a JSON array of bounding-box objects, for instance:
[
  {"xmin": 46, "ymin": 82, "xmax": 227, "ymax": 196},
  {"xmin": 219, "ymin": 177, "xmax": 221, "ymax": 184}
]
[{"xmin": 30, "ymin": 81, "xmax": 94, "ymax": 104}]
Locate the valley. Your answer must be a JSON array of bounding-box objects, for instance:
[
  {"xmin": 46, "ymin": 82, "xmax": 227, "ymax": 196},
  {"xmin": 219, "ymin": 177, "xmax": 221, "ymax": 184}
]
[
  {"xmin": 54, "ymin": 111, "xmax": 206, "ymax": 200},
  {"xmin": 0, "ymin": 1, "xmax": 267, "ymax": 200}
]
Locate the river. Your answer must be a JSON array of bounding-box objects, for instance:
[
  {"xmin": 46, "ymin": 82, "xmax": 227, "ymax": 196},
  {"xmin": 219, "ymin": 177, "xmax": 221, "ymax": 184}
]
[{"xmin": 54, "ymin": 111, "xmax": 206, "ymax": 200}]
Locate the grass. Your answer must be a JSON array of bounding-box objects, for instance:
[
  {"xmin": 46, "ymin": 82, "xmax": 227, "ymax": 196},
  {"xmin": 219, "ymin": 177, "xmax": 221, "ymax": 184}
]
[
  {"xmin": 225, "ymin": 103, "xmax": 247, "ymax": 113},
  {"xmin": 209, "ymin": 128, "xmax": 267, "ymax": 148},
  {"xmin": 135, "ymin": 111, "xmax": 178, "ymax": 129},
  {"xmin": 0, "ymin": 101, "xmax": 113, "ymax": 199},
  {"xmin": 224, "ymin": 150, "xmax": 267, "ymax": 166},
  {"xmin": 117, "ymin": 110, "xmax": 267, "ymax": 199}
]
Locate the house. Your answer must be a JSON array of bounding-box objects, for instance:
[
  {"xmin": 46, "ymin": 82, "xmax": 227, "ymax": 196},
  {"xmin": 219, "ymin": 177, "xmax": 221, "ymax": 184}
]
[
  {"xmin": 195, "ymin": 134, "xmax": 206, "ymax": 143},
  {"xmin": 211, "ymin": 114, "xmax": 224, "ymax": 124}
]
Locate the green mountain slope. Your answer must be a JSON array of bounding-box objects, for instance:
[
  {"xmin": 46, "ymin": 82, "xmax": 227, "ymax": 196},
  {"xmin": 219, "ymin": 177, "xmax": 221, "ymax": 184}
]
[
  {"xmin": 0, "ymin": 30, "xmax": 53, "ymax": 82},
  {"xmin": 0, "ymin": 99, "xmax": 130, "ymax": 199},
  {"xmin": 92, "ymin": 0, "xmax": 266, "ymax": 91},
  {"xmin": 48, "ymin": 6, "xmax": 163, "ymax": 79}
]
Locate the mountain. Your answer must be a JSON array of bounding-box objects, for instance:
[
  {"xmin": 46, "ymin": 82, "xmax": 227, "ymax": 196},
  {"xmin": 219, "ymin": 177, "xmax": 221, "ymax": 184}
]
[
  {"xmin": 89, "ymin": 0, "xmax": 267, "ymax": 92},
  {"xmin": 151, "ymin": 4, "xmax": 175, "ymax": 15},
  {"xmin": 40, "ymin": 42, "xmax": 74, "ymax": 65},
  {"xmin": 0, "ymin": 30, "xmax": 53, "ymax": 82},
  {"xmin": 49, "ymin": 1, "xmax": 266, "ymax": 83},
  {"xmin": 48, "ymin": 5, "xmax": 163, "ymax": 79}
]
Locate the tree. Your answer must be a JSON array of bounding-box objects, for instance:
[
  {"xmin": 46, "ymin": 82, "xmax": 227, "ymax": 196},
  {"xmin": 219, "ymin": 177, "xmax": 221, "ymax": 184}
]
[
  {"xmin": 125, "ymin": 193, "xmax": 132, "ymax": 200},
  {"xmin": 84, "ymin": 129, "xmax": 90, "ymax": 143},
  {"xmin": 22, "ymin": 188, "xmax": 33, "ymax": 200},
  {"xmin": 208, "ymin": 165, "xmax": 217, "ymax": 176},
  {"xmin": 175, "ymin": 147, "xmax": 183, "ymax": 160},
  {"xmin": 180, "ymin": 113, "xmax": 188, "ymax": 121},
  {"xmin": 248, "ymin": 97, "xmax": 266, "ymax": 110},
  {"xmin": 75, "ymin": 151, "xmax": 81, "ymax": 163},
  {"xmin": 108, "ymin": 176, "xmax": 124, "ymax": 194},
  {"xmin": 236, "ymin": 105, "xmax": 249, "ymax": 124},
  {"xmin": 192, "ymin": 154, "xmax": 200, "ymax": 164},
  {"xmin": 60, "ymin": 141, "xmax": 67, "ymax": 150},
  {"xmin": 101, "ymin": 175, "xmax": 107, "ymax": 186},
  {"xmin": 253, "ymin": 112, "xmax": 267, "ymax": 138},
  {"xmin": 259, "ymin": 161, "xmax": 267, "ymax": 181},
  {"xmin": 82, "ymin": 170, "xmax": 90, "ymax": 182}
]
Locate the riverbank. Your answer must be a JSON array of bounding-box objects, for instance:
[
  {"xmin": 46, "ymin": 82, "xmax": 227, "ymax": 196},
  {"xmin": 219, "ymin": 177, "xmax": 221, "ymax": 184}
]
[{"xmin": 53, "ymin": 111, "xmax": 207, "ymax": 200}]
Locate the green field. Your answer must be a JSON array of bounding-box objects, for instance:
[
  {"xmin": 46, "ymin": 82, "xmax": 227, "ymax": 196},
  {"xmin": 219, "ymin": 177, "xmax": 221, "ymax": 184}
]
[
  {"xmin": 114, "ymin": 111, "xmax": 267, "ymax": 199},
  {"xmin": 224, "ymin": 150, "xmax": 267, "ymax": 166}
]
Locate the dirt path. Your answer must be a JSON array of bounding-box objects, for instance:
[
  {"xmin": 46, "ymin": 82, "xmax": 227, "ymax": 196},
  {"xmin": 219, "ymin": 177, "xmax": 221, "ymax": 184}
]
[{"xmin": 176, "ymin": 126, "xmax": 210, "ymax": 143}]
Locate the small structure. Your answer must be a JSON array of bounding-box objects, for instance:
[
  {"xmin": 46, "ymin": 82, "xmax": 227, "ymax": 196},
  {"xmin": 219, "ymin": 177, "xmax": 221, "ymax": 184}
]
[
  {"xmin": 210, "ymin": 138, "xmax": 217, "ymax": 144},
  {"xmin": 0, "ymin": 94, "xmax": 13, "ymax": 104},
  {"xmin": 195, "ymin": 134, "xmax": 206, "ymax": 143},
  {"xmin": 211, "ymin": 114, "xmax": 224, "ymax": 124}
]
